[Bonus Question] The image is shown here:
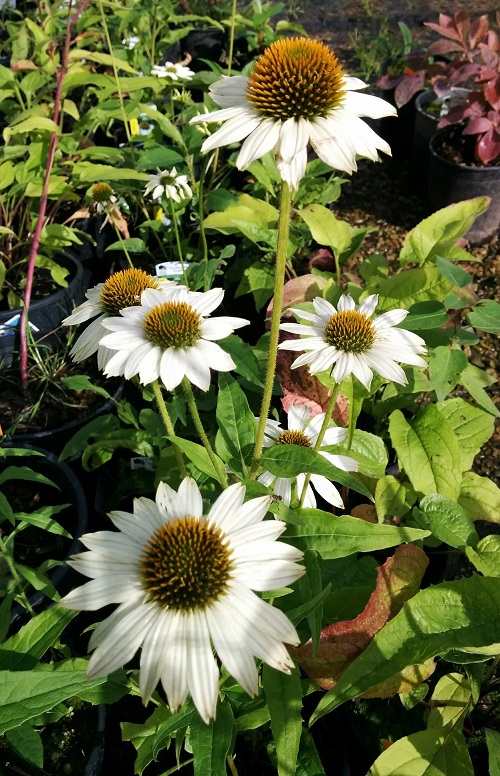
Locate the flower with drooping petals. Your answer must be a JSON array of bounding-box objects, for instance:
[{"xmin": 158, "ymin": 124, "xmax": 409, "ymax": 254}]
[
  {"xmin": 144, "ymin": 168, "xmax": 192, "ymax": 202},
  {"xmin": 279, "ymin": 294, "xmax": 427, "ymax": 390},
  {"xmin": 89, "ymin": 182, "xmax": 118, "ymax": 214},
  {"xmin": 100, "ymin": 286, "xmax": 249, "ymax": 391},
  {"xmin": 61, "ymin": 478, "xmax": 304, "ymax": 723},
  {"xmin": 62, "ymin": 269, "xmax": 178, "ymax": 368},
  {"xmin": 257, "ymin": 403, "xmax": 358, "ymax": 508},
  {"xmin": 190, "ymin": 37, "xmax": 396, "ymax": 189},
  {"xmin": 152, "ymin": 62, "xmax": 194, "ymax": 81}
]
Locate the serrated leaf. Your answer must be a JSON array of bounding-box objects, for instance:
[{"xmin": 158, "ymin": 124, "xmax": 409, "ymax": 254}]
[
  {"xmin": 459, "ymin": 472, "xmax": 500, "ymax": 523},
  {"xmin": 263, "ymin": 663, "xmax": 302, "ymax": 776},
  {"xmin": 293, "ymin": 545, "xmax": 428, "ymax": 691},
  {"xmin": 285, "ymin": 510, "xmax": 429, "ymax": 559},
  {"xmin": 191, "ymin": 701, "xmax": 234, "ymax": 776},
  {"xmin": 310, "ymin": 575, "xmax": 500, "ymax": 724},
  {"xmin": 388, "ymin": 407, "xmax": 462, "ymax": 499},
  {"xmin": 215, "ymin": 373, "xmax": 256, "ymax": 477},
  {"xmin": 437, "ymin": 398, "xmax": 495, "ymax": 471},
  {"xmin": 414, "ymin": 494, "xmax": 478, "ymax": 549}
]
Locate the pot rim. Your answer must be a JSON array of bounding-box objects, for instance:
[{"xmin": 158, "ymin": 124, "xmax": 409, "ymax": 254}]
[{"xmin": 429, "ymin": 126, "xmax": 500, "ymax": 173}]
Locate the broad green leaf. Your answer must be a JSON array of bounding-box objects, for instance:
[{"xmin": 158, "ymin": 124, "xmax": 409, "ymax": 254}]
[
  {"xmin": 105, "ymin": 238, "xmax": 147, "ymax": 253},
  {"xmin": 4, "ymin": 116, "xmax": 59, "ymax": 142},
  {"xmin": 167, "ymin": 436, "xmax": 222, "ymax": 482},
  {"xmin": 136, "ymin": 146, "xmax": 184, "ymax": 171},
  {"xmin": 236, "ymin": 260, "xmax": 275, "ymax": 311},
  {"xmin": 399, "ymin": 683, "xmax": 429, "ymax": 710},
  {"xmin": 459, "ymin": 363, "xmax": 499, "ymax": 417},
  {"xmin": 311, "ymin": 575, "xmax": 500, "ymax": 723},
  {"xmin": 61, "ymin": 374, "xmax": 112, "ymax": 399},
  {"xmin": 298, "ymin": 550, "xmax": 323, "ymax": 653},
  {"xmin": 0, "ymin": 607, "xmax": 76, "ymax": 671},
  {"xmin": 139, "ymin": 104, "xmax": 185, "ymax": 148},
  {"xmin": 437, "ymin": 398, "xmax": 495, "ymax": 471},
  {"xmin": 203, "ymin": 193, "xmax": 278, "ymax": 234},
  {"xmin": 368, "ymin": 728, "xmax": 473, "ymax": 776},
  {"xmin": 215, "ymin": 374, "xmax": 256, "ymax": 477},
  {"xmin": 466, "ymin": 535, "xmax": 500, "ymax": 577},
  {"xmin": 285, "ymin": 509, "xmax": 429, "ymax": 559},
  {"xmin": 486, "ymin": 728, "xmax": 500, "ymax": 776},
  {"xmin": 0, "ymin": 661, "xmax": 126, "ymax": 733},
  {"xmin": 428, "ymin": 346, "xmax": 468, "ymax": 401},
  {"xmin": 334, "ymin": 429, "xmax": 388, "ymax": 479},
  {"xmin": 74, "ymin": 162, "xmax": 149, "ymax": 182},
  {"xmin": 458, "ymin": 472, "xmax": 500, "ymax": 523},
  {"xmin": 122, "ymin": 704, "xmax": 194, "ymax": 775},
  {"xmin": 69, "ymin": 48, "xmax": 138, "ymax": 74},
  {"xmin": 206, "ymin": 188, "xmax": 238, "ymax": 212},
  {"xmin": 436, "ymin": 257, "xmax": 472, "ymax": 287},
  {"xmin": 299, "ymin": 204, "xmax": 351, "ymax": 255},
  {"xmin": 260, "ymin": 445, "xmax": 373, "ymax": 501},
  {"xmin": 399, "ymin": 197, "xmax": 490, "ymax": 266},
  {"xmin": 388, "ymin": 407, "xmax": 461, "ymax": 500},
  {"xmin": 376, "ymin": 267, "xmax": 454, "ymax": 312},
  {"xmin": 427, "ymin": 673, "xmax": 472, "ymax": 730},
  {"xmin": 191, "ymin": 701, "xmax": 234, "ymax": 776},
  {"xmin": 468, "ymin": 300, "xmax": 500, "ymax": 333},
  {"xmin": 403, "ymin": 300, "xmax": 448, "ymax": 330},
  {"xmin": 375, "ymin": 476, "xmax": 411, "ymax": 522},
  {"xmin": 235, "ymin": 700, "xmax": 270, "ymax": 731},
  {"xmin": 296, "ymin": 728, "xmax": 326, "ymax": 776},
  {"xmin": 5, "ymin": 723, "xmax": 43, "ymax": 769},
  {"xmin": 413, "ymin": 494, "xmax": 478, "ymax": 550},
  {"xmin": 220, "ymin": 334, "xmax": 265, "ymax": 388},
  {"xmin": 263, "ymin": 663, "xmax": 302, "ymax": 776}
]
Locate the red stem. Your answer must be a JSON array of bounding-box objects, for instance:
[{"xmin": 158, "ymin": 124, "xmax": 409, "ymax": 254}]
[{"xmin": 19, "ymin": 1, "xmax": 86, "ymax": 390}]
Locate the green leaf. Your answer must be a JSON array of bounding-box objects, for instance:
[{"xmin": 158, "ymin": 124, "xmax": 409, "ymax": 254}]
[
  {"xmin": 403, "ymin": 300, "xmax": 449, "ymax": 330},
  {"xmin": 105, "ymin": 238, "xmax": 147, "ymax": 253},
  {"xmin": 486, "ymin": 728, "xmax": 500, "ymax": 776},
  {"xmin": 459, "ymin": 472, "xmax": 500, "ymax": 523},
  {"xmin": 206, "ymin": 188, "xmax": 238, "ymax": 212},
  {"xmin": 436, "ymin": 257, "xmax": 472, "ymax": 287},
  {"xmin": 122, "ymin": 704, "xmax": 194, "ymax": 775},
  {"xmin": 61, "ymin": 374, "xmax": 112, "ymax": 399},
  {"xmin": 215, "ymin": 374, "xmax": 256, "ymax": 478},
  {"xmin": 298, "ymin": 551, "xmax": 324, "ymax": 653},
  {"xmin": 388, "ymin": 407, "xmax": 462, "ymax": 500},
  {"xmin": 285, "ymin": 510, "xmax": 429, "ymax": 559},
  {"xmin": 0, "ymin": 466, "xmax": 56, "ymax": 489},
  {"xmin": 16, "ymin": 505, "xmax": 71, "ymax": 537},
  {"xmin": 236, "ymin": 260, "xmax": 275, "ymax": 311},
  {"xmin": 5, "ymin": 723, "xmax": 43, "ymax": 769},
  {"xmin": 191, "ymin": 701, "xmax": 234, "ymax": 776},
  {"xmin": 0, "ymin": 606, "xmax": 76, "ymax": 671},
  {"xmin": 260, "ymin": 445, "xmax": 373, "ymax": 501},
  {"xmin": 3, "ymin": 116, "xmax": 59, "ymax": 142},
  {"xmin": 367, "ymin": 728, "xmax": 473, "ymax": 775},
  {"xmin": 459, "ymin": 363, "xmax": 499, "ymax": 417},
  {"xmin": 399, "ymin": 197, "xmax": 490, "ymax": 266},
  {"xmin": 335, "ymin": 429, "xmax": 388, "ymax": 479},
  {"xmin": 376, "ymin": 267, "xmax": 454, "ymax": 312},
  {"xmin": 375, "ymin": 476, "xmax": 411, "ymax": 522},
  {"xmin": 468, "ymin": 300, "xmax": 500, "ymax": 334},
  {"xmin": 466, "ymin": 535, "xmax": 500, "ymax": 577},
  {"xmin": 299, "ymin": 204, "xmax": 352, "ymax": 255},
  {"xmin": 263, "ymin": 663, "xmax": 302, "ymax": 776},
  {"xmin": 310, "ymin": 575, "xmax": 500, "ymax": 724},
  {"xmin": 69, "ymin": 49, "xmax": 138, "ymax": 74},
  {"xmin": 414, "ymin": 494, "xmax": 478, "ymax": 549},
  {"xmin": 399, "ymin": 683, "xmax": 429, "ymax": 710},
  {"xmin": 59, "ymin": 414, "xmax": 120, "ymax": 462},
  {"xmin": 167, "ymin": 436, "xmax": 222, "ymax": 482},
  {"xmin": 296, "ymin": 728, "xmax": 326, "ymax": 776},
  {"xmin": 138, "ymin": 104, "xmax": 185, "ymax": 148},
  {"xmin": 220, "ymin": 335, "xmax": 264, "ymax": 388},
  {"xmin": 437, "ymin": 398, "xmax": 495, "ymax": 472},
  {"xmin": 428, "ymin": 346, "xmax": 468, "ymax": 401},
  {"xmin": 136, "ymin": 146, "xmax": 184, "ymax": 170},
  {"xmin": 74, "ymin": 163, "xmax": 149, "ymax": 182}
]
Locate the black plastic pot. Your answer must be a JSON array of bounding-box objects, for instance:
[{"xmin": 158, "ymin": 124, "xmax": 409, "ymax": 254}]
[
  {"xmin": 410, "ymin": 90, "xmax": 439, "ymax": 188},
  {"xmin": 0, "ymin": 253, "xmax": 86, "ymax": 367},
  {"xmin": 427, "ymin": 127, "xmax": 500, "ymax": 245},
  {"xmin": 182, "ymin": 27, "xmax": 226, "ymax": 67}
]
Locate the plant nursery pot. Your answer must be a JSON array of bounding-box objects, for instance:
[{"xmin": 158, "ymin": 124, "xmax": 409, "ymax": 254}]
[
  {"xmin": 182, "ymin": 27, "xmax": 226, "ymax": 66},
  {"xmin": 1, "ymin": 444, "xmax": 88, "ymax": 623},
  {"xmin": 409, "ymin": 90, "xmax": 439, "ymax": 188},
  {"xmin": 427, "ymin": 127, "xmax": 500, "ymax": 245},
  {"xmin": 0, "ymin": 253, "xmax": 86, "ymax": 367},
  {"xmin": 379, "ymin": 90, "xmax": 418, "ymax": 162}
]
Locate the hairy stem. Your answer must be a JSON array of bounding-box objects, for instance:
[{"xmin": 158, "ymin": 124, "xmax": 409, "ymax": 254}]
[
  {"xmin": 152, "ymin": 380, "xmax": 187, "ymax": 478},
  {"xmin": 182, "ymin": 378, "xmax": 228, "ymax": 488}
]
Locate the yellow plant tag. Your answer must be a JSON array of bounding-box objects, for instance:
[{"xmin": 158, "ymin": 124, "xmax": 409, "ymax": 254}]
[
  {"xmin": 129, "ymin": 118, "xmax": 140, "ymax": 136},
  {"xmin": 154, "ymin": 206, "xmax": 164, "ymax": 222}
]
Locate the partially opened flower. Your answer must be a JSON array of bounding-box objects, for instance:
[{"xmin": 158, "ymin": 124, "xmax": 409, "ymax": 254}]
[
  {"xmin": 61, "ymin": 478, "xmax": 304, "ymax": 723},
  {"xmin": 279, "ymin": 294, "xmax": 427, "ymax": 390},
  {"xmin": 152, "ymin": 62, "xmax": 194, "ymax": 81},
  {"xmin": 89, "ymin": 182, "xmax": 118, "ymax": 214},
  {"xmin": 100, "ymin": 286, "xmax": 249, "ymax": 391},
  {"xmin": 190, "ymin": 38, "xmax": 396, "ymax": 189},
  {"xmin": 63, "ymin": 269, "xmax": 177, "ymax": 368},
  {"xmin": 144, "ymin": 168, "xmax": 192, "ymax": 202},
  {"xmin": 257, "ymin": 403, "xmax": 358, "ymax": 508}
]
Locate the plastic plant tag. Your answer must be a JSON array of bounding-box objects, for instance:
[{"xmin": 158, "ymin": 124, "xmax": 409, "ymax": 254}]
[
  {"xmin": 155, "ymin": 262, "xmax": 189, "ymax": 280},
  {"xmin": 0, "ymin": 314, "xmax": 40, "ymax": 338}
]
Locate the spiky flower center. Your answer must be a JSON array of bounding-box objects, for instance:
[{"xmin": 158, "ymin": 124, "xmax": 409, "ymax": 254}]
[
  {"xmin": 324, "ymin": 310, "xmax": 376, "ymax": 353},
  {"xmin": 276, "ymin": 430, "xmax": 311, "ymax": 447},
  {"xmin": 99, "ymin": 269, "xmax": 160, "ymax": 316},
  {"xmin": 246, "ymin": 38, "xmax": 346, "ymax": 121},
  {"xmin": 140, "ymin": 517, "xmax": 234, "ymax": 611},
  {"xmin": 159, "ymin": 171, "xmax": 177, "ymax": 187},
  {"xmin": 91, "ymin": 182, "xmax": 114, "ymax": 203},
  {"xmin": 143, "ymin": 301, "xmax": 202, "ymax": 348}
]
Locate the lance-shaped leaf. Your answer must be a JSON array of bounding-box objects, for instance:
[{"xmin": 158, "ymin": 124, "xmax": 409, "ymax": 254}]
[{"xmin": 292, "ymin": 545, "xmax": 428, "ymax": 690}]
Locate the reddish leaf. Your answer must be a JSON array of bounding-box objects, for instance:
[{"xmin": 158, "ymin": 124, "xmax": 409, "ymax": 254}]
[
  {"xmin": 308, "ymin": 248, "xmax": 335, "ymax": 272},
  {"xmin": 350, "ymin": 505, "xmax": 378, "ymax": 523},
  {"xmin": 266, "ymin": 274, "xmax": 327, "ymax": 329},
  {"xmin": 10, "ymin": 59, "xmax": 39, "ymax": 71},
  {"xmin": 361, "ymin": 659, "xmax": 436, "ymax": 699},
  {"xmin": 292, "ymin": 545, "xmax": 428, "ymax": 691},
  {"xmin": 394, "ymin": 76, "xmax": 425, "ymax": 109}
]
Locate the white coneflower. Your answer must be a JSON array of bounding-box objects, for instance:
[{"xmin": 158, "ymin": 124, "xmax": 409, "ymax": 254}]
[
  {"xmin": 144, "ymin": 168, "xmax": 192, "ymax": 202},
  {"xmin": 279, "ymin": 294, "xmax": 427, "ymax": 390},
  {"xmin": 257, "ymin": 403, "xmax": 358, "ymax": 508},
  {"xmin": 89, "ymin": 182, "xmax": 118, "ymax": 215},
  {"xmin": 62, "ymin": 269, "xmax": 178, "ymax": 367},
  {"xmin": 100, "ymin": 286, "xmax": 249, "ymax": 391},
  {"xmin": 190, "ymin": 38, "xmax": 396, "ymax": 189},
  {"xmin": 151, "ymin": 62, "xmax": 195, "ymax": 81},
  {"xmin": 61, "ymin": 478, "xmax": 304, "ymax": 723}
]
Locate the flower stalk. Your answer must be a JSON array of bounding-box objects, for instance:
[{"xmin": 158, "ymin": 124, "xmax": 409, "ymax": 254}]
[
  {"xmin": 151, "ymin": 380, "xmax": 187, "ymax": 478},
  {"xmin": 182, "ymin": 378, "xmax": 228, "ymax": 488},
  {"xmin": 298, "ymin": 383, "xmax": 341, "ymax": 507}
]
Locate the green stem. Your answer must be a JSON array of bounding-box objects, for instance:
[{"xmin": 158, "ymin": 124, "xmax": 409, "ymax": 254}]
[
  {"xmin": 168, "ymin": 198, "xmax": 187, "ymax": 285},
  {"xmin": 298, "ymin": 383, "xmax": 341, "ymax": 508},
  {"xmin": 152, "ymin": 380, "xmax": 187, "ymax": 478},
  {"xmin": 227, "ymin": 0, "xmax": 238, "ymax": 75},
  {"xmin": 250, "ymin": 181, "xmax": 292, "ymax": 475},
  {"xmin": 0, "ymin": 535, "xmax": 35, "ymax": 616},
  {"xmin": 182, "ymin": 378, "xmax": 228, "ymax": 488},
  {"xmin": 227, "ymin": 756, "xmax": 238, "ymax": 776},
  {"xmin": 113, "ymin": 223, "xmax": 133, "ymax": 268},
  {"xmin": 197, "ymin": 158, "xmax": 210, "ymax": 291},
  {"xmin": 334, "ymin": 252, "xmax": 341, "ymax": 286}
]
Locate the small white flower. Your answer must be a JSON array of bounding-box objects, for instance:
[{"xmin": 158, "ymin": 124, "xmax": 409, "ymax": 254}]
[
  {"xmin": 257, "ymin": 403, "xmax": 358, "ymax": 509},
  {"xmin": 279, "ymin": 294, "xmax": 427, "ymax": 390},
  {"xmin": 122, "ymin": 35, "xmax": 140, "ymax": 50},
  {"xmin": 151, "ymin": 62, "xmax": 195, "ymax": 82},
  {"xmin": 61, "ymin": 478, "xmax": 304, "ymax": 723},
  {"xmin": 144, "ymin": 168, "xmax": 192, "ymax": 202},
  {"xmin": 100, "ymin": 286, "xmax": 249, "ymax": 391},
  {"xmin": 90, "ymin": 182, "xmax": 118, "ymax": 214},
  {"xmin": 190, "ymin": 37, "xmax": 396, "ymax": 190},
  {"xmin": 63, "ymin": 269, "xmax": 178, "ymax": 368}
]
